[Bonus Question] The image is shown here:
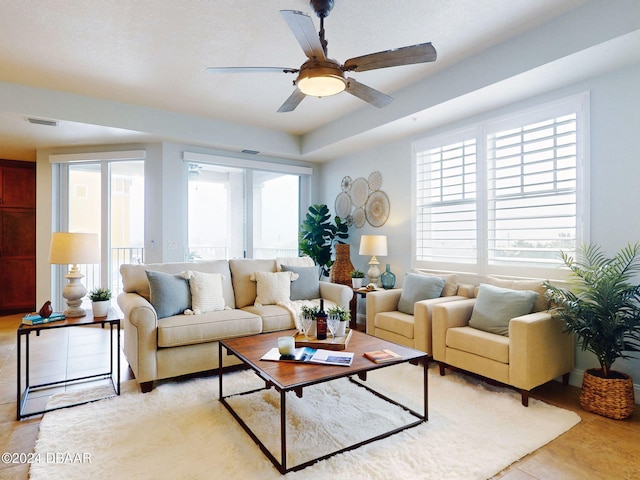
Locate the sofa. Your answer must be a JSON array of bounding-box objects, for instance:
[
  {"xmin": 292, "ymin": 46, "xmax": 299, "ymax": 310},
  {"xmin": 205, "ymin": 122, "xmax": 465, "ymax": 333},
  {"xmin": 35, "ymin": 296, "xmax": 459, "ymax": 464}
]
[
  {"xmin": 366, "ymin": 271, "xmax": 474, "ymax": 357},
  {"xmin": 432, "ymin": 276, "xmax": 575, "ymax": 406},
  {"xmin": 117, "ymin": 257, "xmax": 352, "ymax": 392}
]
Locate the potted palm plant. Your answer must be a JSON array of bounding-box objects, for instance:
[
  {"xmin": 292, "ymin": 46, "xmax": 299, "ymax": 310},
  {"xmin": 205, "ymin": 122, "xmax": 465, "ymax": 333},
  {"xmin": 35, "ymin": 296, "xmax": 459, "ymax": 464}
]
[
  {"xmin": 89, "ymin": 287, "xmax": 112, "ymax": 317},
  {"xmin": 545, "ymin": 243, "xmax": 640, "ymax": 419}
]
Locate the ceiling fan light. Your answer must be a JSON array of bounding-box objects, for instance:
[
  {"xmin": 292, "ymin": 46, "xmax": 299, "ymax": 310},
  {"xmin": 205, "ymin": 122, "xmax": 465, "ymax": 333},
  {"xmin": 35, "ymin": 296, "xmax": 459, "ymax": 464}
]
[{"xmin": 298, "ymin": 74, "xmax": 345, "ymax": 97}]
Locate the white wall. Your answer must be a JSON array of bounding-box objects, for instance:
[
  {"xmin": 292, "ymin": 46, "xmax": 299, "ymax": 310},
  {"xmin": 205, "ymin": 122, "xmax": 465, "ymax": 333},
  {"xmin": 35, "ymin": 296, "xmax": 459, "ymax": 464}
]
[{"xmin": 319, "ymin": 64, "xmax": 640, "ymax": 392}]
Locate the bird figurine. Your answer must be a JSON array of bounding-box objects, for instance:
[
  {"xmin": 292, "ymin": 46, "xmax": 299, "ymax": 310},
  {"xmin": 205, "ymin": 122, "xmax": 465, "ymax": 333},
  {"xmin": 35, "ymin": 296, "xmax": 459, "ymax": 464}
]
[{"xmin": 38, "ymin": 300, "xmax": 53, "ymax": 318}]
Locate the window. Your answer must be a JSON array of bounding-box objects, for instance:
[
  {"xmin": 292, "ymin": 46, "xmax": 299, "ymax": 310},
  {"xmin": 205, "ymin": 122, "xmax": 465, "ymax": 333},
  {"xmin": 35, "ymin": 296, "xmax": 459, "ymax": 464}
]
[
  {"xmin": 414, "ymin": 94, "xmax": 588, "ymax": 278},
  {"xmin": 186, "ymin": 154, "xmax": 310, "ymax": 260}
]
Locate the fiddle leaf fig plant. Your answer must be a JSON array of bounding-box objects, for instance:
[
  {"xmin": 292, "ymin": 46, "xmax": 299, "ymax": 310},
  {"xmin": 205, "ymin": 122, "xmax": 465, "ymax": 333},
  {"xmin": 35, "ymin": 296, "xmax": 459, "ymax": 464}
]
[
  {"xmin": 299, "ymin": 204, "xmax": 349, "ymax": 278},
  {"xmin": 544, "ymin": 243, "xmax": 640, "ymax": 378}
]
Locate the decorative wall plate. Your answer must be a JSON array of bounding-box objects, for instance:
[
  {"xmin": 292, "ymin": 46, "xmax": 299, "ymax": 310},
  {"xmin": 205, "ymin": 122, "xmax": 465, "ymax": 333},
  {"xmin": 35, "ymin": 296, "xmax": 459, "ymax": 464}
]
[
  {"xmin": 368, "ymin": 171, "xmax": 383, "ymax": 191},
  {"xmin": 365, "ymin": 190, "xmax": 390, "ymax": 227},
  {"xmin": 341, "ymin": 176, "xmax": 352, "ymax": 192},
  {"xmin": 334, "ymin": 192, "xmax": 351, "ymax": 218},
  {"xmin": 352, "ymin": 207, "xmax": 366, "ymax": 228},
  {"xmin": 350, "ymin": 177, "xmax": 369, "ymax": 208}
]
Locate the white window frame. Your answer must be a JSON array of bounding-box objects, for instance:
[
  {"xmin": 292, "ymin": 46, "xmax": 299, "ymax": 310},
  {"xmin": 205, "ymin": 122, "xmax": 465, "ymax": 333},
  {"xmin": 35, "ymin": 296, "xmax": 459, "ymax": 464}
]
[{"xmin": 412, "ymin": 93, "xmax": 590, "ymax": 280}]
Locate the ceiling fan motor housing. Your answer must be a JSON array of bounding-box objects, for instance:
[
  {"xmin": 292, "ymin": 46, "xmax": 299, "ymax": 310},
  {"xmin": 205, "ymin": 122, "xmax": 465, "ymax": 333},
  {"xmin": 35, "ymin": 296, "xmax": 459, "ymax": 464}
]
[
  {"xmin": 310, "ymin": 0, "xmax": 335, "ymax": 18},
  {"xmin": 296, "ymin": 58, "xmax": 346, "ymax": 97}
]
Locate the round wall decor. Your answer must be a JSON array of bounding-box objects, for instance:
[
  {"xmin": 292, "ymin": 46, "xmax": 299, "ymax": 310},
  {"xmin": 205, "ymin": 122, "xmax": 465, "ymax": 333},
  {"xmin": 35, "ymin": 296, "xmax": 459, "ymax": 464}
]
[{"xmin": 365, "ymin": 190, "xmax": 390, "ymax": 227}]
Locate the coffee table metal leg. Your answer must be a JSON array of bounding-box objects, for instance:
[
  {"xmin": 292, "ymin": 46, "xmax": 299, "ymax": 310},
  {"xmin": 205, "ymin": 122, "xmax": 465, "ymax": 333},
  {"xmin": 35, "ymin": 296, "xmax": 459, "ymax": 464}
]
[{"xmin": 280, "ymin": 389, "xmax": 287, "ymax": 473}]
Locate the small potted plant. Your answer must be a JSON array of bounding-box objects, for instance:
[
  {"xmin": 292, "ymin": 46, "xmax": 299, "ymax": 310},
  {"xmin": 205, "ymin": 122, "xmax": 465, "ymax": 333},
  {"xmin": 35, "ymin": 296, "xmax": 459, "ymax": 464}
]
[
  {"xmin": 350, "ymin": 269, "xmax": 365, "ymax": 289},
  {"xmin": 545, "ymin": 243, "xmax": 640, "ymax": 419},
  {"xmin": 300, "ymin": 304, "xmax": 319, "ymax": 337},
  {"xmin": 328, "ymin": 305, "xmax": 350, "ymax": 336},
  {"xmin": 88, "ymin": 287, "xmax": 112, "ymax": 317}
]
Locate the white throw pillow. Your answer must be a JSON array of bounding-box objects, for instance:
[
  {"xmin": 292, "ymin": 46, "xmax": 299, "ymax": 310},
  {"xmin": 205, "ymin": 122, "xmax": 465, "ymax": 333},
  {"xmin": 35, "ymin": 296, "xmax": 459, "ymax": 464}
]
[
  {"xmin": 250, "ymin": 271, "xmax": 298, "ymax": 306},
  {"xmin": 184, "ymin": 270, "xmax": 225, "ymax": 314}
]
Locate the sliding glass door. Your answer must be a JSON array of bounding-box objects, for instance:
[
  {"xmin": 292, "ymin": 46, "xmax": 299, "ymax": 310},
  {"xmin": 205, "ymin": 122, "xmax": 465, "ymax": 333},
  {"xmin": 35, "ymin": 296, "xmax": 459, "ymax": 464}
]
[{"xmin": 67, "ymin": 161, "xmax": 144, "ymax": 296}]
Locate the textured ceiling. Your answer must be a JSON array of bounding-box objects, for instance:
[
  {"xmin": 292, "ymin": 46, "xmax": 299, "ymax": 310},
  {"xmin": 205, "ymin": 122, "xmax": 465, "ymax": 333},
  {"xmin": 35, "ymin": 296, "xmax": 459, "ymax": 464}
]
[{"xmin": 0, "ymin": 0, "xmax": 593, "ymax": 160}]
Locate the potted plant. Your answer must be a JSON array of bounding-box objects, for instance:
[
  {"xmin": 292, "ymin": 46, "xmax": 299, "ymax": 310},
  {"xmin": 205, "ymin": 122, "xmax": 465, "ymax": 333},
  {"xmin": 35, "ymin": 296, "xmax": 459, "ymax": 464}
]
[
  {"xmin": 545, "ymin": 243, "xmax": 640, "ymax": 419},
  {"xmin": 350, "ymin": 269, "xmax": 365, "ymax": 289},
  {"xmin": 299, "ymin": 204, "xmax": 349, "ymax": 279},
  {"xmin": 89, "ymin": 287, "xmax": 112, "ymax": 317},
  {"xmin": 328, "ymin": 305, "xmax": 350, "ymax": 336}
]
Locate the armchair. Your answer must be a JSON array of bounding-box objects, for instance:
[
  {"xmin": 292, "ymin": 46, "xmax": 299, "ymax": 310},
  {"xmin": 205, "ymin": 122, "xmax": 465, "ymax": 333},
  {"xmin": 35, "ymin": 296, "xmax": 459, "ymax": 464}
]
[
  {"xmin": 432, "ymin": 278, "xmax": 574, "ymax": 406},
  {"xmin": 366, "ymin": 272, "xmax": 474, "ymax": 357}
]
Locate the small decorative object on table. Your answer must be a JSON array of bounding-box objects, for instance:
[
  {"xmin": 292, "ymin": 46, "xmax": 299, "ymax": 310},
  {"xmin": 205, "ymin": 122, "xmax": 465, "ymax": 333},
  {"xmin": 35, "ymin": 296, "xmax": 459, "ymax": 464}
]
[
  {"xmin": 380, "ymin": 264, "xmax": 396, "ymax": 289},
  {"xmin": 38, "ymin": 301, "xmax": 53, "ymax": 318},
  {"xmin": 350, "ymin": 269, "xmax": 365, "ymax": 289},
  {"xmin": 328, "ymin": 305, "xmax": 350, "ymax": 336},
  {"xmin": 22, "ymin": 312, "xmax": 66, "ymax": 325},
  {"xmin": 363, "ymin": 349, "xmax": 402, "ymax": 364},
  {"xmin": 89, "ymin": 287, "xmax": 112, "ymax": 317}
]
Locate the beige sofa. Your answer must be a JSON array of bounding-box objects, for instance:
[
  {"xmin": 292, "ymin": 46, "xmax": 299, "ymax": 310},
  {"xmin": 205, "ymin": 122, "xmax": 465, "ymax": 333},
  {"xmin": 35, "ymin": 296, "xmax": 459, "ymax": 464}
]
[
  {"xmin": 366, "ymin": 271, "xmax": 474, "ymax": 357},
  {"xmin": 117, "ymin": 257, "xmax": 352, "ymax": 392},
  {"xmin": 432, "ymin": 276, "xmax": 574, "ymax": 406}
]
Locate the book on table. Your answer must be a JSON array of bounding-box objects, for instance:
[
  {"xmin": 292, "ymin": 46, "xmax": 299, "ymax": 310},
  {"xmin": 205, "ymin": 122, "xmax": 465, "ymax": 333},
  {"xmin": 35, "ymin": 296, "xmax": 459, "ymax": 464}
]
[
  {"xmin": 22, "ymin": 312, "xmax": 66, "ymax": 325},
  {"xmin": 261, "ymin": 346, "xmax": 354, "ymax": 367},
  {"xmin": 363, "ymin": 349, "xmax": 402, "ymax": 364}
]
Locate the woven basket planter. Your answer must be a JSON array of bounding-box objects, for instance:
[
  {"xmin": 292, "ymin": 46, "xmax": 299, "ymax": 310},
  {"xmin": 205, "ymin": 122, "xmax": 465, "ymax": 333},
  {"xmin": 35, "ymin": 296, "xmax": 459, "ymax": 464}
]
[{"xmin": 579, "ymin": 368, "xmax": 635, "ymax": 420}]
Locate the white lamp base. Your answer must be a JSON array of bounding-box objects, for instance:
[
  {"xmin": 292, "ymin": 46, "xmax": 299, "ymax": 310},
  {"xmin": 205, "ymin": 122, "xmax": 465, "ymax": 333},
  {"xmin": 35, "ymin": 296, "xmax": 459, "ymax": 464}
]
[
  {"xmin": 62, "ymin": 266, "xmax": 87, "ymax": 317},
  {"xmin": 367, "ymin": 256, "xmax": 381, "ymax": 286}
]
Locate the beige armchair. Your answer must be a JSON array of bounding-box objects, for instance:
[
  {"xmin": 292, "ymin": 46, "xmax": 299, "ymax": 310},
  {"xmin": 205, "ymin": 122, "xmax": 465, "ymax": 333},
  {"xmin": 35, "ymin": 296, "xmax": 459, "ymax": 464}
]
[
  {"xmin": 366, "ymin": 272, "xmax": 474, "ymax": 357},
  {"xmin": 432, "ymin": 278, "xmax": 574, "ymax": 406}
]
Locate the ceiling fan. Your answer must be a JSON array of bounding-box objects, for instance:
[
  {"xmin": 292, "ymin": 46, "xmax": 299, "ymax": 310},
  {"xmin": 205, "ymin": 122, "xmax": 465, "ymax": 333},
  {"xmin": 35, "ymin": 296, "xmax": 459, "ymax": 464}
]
[{"xmin": 206, "ymin": 0, "xmax": 437, "ymax": 112}]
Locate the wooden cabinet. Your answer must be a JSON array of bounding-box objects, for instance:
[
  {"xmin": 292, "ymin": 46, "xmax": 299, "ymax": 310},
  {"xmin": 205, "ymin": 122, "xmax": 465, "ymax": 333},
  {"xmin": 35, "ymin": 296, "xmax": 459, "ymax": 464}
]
[{"xmin": 0, "ymin": 160, "xmax": 36, "ymax": 315}]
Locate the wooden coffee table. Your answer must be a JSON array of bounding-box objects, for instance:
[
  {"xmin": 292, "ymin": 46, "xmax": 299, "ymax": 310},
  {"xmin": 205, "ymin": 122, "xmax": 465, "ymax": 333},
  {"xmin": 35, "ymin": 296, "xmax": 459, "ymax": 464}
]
[{"xmin": 218, "ymin": 330, "xmax": 428, "ymax": 474}]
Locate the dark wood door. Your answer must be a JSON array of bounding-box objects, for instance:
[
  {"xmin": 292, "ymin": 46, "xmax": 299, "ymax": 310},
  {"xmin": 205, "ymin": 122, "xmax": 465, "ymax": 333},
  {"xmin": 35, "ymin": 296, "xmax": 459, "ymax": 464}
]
[{"xmin": 0, "ymin": 160, "xmax": 36, "ymax": 315}]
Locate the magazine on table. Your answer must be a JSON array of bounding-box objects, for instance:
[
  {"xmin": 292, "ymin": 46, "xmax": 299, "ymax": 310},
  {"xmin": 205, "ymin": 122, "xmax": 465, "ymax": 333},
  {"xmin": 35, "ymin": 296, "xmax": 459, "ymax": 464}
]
[{"xmin": 261, "ymin": 347, "xmax": 354, "ymax": 367}]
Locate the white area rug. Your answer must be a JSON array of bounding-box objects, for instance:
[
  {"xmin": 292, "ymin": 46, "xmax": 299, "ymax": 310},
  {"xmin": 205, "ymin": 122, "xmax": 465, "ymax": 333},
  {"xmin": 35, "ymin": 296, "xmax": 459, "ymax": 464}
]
[{"xmin": 31, "ymin": 363, "xmax": 580, "ymax": 480}]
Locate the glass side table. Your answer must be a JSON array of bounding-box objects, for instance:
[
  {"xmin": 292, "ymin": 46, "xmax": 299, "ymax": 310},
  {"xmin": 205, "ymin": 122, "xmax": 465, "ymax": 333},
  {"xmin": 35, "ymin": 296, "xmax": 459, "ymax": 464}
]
[{"xmin": 16, "ymin": 308, "xmax": 121, "ymax": 420}]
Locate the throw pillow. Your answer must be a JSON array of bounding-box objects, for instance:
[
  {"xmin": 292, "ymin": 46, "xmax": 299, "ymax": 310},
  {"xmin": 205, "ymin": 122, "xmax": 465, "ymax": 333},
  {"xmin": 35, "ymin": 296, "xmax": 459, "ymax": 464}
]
[
  {"xmin": 469, "ymin": 283, "xmax": 539, "ymax": 336},
  {"xmin": 413, "ymin": 270, "xmax": 458, "ymax": 297},
  {"xmin": 184, "ymin": 270, "xmax": 225, "ymax": 314},
  {"xmin": 486, "ymin": 275, "xmax": 549, "ymax": 312},
  {"xmin": 250, "ymin": 271, "xmax": 299, "ymax": 306},
  {"xmin": 281, "ymin": 265, "xmax": 321, "ymax": 301},
  {"xmin": 145, "ymin": 270, "xmax": 191, "ymax": 319},
  {"xmin": 397, "ymin": 273, "xmax": 446, "ymax": 315}
]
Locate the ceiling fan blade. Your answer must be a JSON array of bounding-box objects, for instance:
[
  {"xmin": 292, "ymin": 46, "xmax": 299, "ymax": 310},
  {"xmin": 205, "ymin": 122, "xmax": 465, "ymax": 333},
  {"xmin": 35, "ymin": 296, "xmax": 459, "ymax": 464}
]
[
  {"xmin": 206, "ymin": 67, "xmax": 298, "ymax": 74},
  {"xmin": 345, "ymin": 78, "xmax": 393, "ymax": 108},
  {"xmin": 277, "ymin": 88, "xmax": 306, "ymax": 113},
  {"xmin": 343, "ymin": 42, "xmax": 437, "ymax": 72},
  {"xmin": 280, "ymin": 10, "xmax": 325, "ymax": 60}
]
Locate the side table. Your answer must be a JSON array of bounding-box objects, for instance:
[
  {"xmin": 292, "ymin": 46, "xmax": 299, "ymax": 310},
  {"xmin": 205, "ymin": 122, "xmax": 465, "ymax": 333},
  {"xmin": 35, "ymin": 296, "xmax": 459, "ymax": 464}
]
[
  {"xmin": 17, "ymin": 308, "xmax": 121, "ymax": 420},
  {"xmin": 349, "ymin": 287, "xmax": 372, "ymax": 331}
]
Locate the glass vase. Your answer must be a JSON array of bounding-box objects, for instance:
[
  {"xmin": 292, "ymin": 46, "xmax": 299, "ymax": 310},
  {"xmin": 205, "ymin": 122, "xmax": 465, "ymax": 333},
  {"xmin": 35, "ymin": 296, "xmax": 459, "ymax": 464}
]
[{"xmin": 380, "ymin": 264, "xmax": 396, "ymax": 289}]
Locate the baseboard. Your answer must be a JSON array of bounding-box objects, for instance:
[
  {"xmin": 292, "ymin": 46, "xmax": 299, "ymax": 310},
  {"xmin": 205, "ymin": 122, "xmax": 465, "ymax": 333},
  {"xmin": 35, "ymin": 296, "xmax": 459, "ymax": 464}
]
[{"xmin": 568, "ymin": 367, "xmax": 640, "ymax": 405}]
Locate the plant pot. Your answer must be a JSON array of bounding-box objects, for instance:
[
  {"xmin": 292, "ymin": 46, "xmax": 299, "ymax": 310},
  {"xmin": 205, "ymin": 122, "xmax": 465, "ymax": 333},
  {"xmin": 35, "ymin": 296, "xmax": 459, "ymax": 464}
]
[
  {"xmin": 92, "ymin": 300, "xmax": 110, "ymax": 318},
  {"xmin": 351, "ymin": 278, "xmax": 363, "ymax": 289},
  {"xmin": 336, "ymin": 321, "xmax": 347, "ymax": 337},
  {"xmin": 330, "ymin": 244, "xmax": 354, "ymax": 286},
  {"xmin": 579, "ymin": 368, "xmax": 635, "ymax": 419}
]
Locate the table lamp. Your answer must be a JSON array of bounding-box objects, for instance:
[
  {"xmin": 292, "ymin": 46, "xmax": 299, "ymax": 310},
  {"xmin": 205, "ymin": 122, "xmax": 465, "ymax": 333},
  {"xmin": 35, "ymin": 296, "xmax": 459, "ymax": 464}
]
[
  {"xmin": 48, "ymin": 232, "xmax": 100, "ymax": 317},
  {"xmin": 359, "ymin": 235, "xmax": 388, "ymax": 285}
]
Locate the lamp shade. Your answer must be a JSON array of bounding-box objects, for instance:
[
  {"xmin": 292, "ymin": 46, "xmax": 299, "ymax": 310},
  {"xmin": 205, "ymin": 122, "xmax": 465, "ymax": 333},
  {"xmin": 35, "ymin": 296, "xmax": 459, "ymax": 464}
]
[
  {"xmin": 48, "ymin": 232, "xmax": 100, "ymax": 265},
  {"xmin": 359, "ymin": 235, "xmax": 388, "ymax": 257}
]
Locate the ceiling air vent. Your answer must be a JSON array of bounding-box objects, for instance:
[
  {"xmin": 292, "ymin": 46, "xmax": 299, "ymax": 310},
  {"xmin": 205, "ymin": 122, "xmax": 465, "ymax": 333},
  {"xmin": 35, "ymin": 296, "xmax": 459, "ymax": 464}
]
[
  {"xmin": 27, "ymin": 117, "xmax": 58, "ymax": 127},
  {"xmin": 241, "ymin": 149, "xmax": 260, "ymax": 155}
]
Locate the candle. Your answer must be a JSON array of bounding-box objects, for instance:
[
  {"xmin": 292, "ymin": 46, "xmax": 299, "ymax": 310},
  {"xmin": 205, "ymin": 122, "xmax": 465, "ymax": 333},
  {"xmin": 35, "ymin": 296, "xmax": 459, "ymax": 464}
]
[{"xmin": 278, "ymin": 336, "xmax": 295, "ymax": 356}]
